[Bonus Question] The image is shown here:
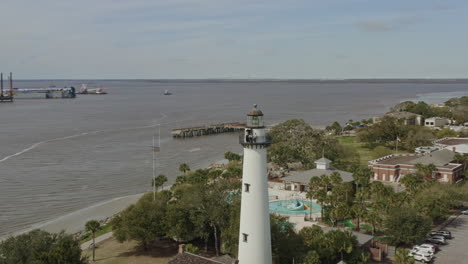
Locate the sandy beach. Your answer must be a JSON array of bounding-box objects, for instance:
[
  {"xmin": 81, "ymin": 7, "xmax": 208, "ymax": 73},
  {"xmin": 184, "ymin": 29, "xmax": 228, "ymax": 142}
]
[{"xmin": 0, "ymin": 193, "xmax": 143, "ymax": 241}]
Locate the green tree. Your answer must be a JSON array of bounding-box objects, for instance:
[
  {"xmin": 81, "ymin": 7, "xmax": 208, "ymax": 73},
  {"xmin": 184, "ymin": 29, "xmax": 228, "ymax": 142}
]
[
  {"xmin": 372, "ymin": 146, "xmax": 393, "ymax": 159},
  {"xmin": 357, "ymin": 116, "xmax": 407, "ymax": 147},
  {"xmin": 394, "ymin": 248, "xmax": 415, "ymax": 264},
  {"xmin": 454, "ymin": 153, "xmax": 468, "ymax": 173},
  {"xmin": 270, "ymin": 214, "xmax": 303, "ymax": 264},
  {"xmin": 436, "ymin": 128, "xmax": 459, "ymax": 138},
  {"xmin": 111, "ymin": 191, "xmax": 171, "ymax": 250},
  {"xmin": 303, "ymin": 250, "xmax": 321, "ymax": 264},
  {"xmin": 404, "ymin": 127, "xmax": 434, "ymax": 150},
  {"xmin": 325, "ymin": 121, "xmax": 342, "ymax": 135},
  {"xmin": 179, "ymin": 163, "xmax": 190, "ymax": 174},
  {"xmin": 400, "ymin": 173, "xmax": 424, "ymax": 197},
  {"xmin": 224, "ymin": 151, "xmax": 241, "ymax": 161},
  {"xmin": 385, "ymin": 207, "xmax": 431, "ymax": 246},
  {"xmin": 268, "ymin": 119, "xmax": 347, "ymax": 168},
  {"xmin": 414, "ymin": 163, "xmax": 437, "ymax": 181},
  {"xmin": 85, "ymin": 220, "xmax": 101, "ymax": 261},
  {"xmin": 152, "ymin": 174, "xmax": 168, "ymax": 191},
  {"xmin": 185, "ymin": 244, "xmax": 200, "ymax": 254},
  {"xmin": 300, "ymin": 225, "xmax": 359, "ymax": 264},
  {"xmin": 0, "ymin": 230, "xmax": 87, "ymax": 264},
  {"xmin": 307, "ymin": 174, "xmax": 333, "ymax": 220}
]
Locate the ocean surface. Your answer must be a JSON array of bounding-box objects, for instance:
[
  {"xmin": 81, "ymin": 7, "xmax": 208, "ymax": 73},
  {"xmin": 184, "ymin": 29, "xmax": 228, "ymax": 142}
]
[{"xmin": 0, "ymin": 79, "xmax": 466, "ymax": 237}]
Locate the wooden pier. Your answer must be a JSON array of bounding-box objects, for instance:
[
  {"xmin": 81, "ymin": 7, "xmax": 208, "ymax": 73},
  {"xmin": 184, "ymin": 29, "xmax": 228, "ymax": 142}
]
[
  {"xmin": 171, "ymin": 122, "xmax": 246, "ymax": 138},
  {"xmin": 0, "ymin": 72, "xmax": 14, "ymax": 103}
]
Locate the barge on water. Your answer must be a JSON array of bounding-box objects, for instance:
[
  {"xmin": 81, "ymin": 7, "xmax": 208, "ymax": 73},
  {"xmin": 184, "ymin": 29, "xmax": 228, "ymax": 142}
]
[
  {"xmin": 172, "ymin": 122, "xmax": 246, "ymax": 138},
  {"xmin": 13, "ymin": 87, "xmax": 76, "ymax": 99}
]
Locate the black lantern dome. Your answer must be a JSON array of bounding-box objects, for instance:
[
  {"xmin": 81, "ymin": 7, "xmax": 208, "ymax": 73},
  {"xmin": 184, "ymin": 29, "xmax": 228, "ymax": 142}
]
[{"xmin": 246, "ymin": 104, "xmax": 264, "ymax": 128}]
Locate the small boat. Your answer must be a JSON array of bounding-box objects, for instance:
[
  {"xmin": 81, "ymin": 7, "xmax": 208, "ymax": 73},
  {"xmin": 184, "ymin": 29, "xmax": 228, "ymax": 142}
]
[
  {"xmin": 164, "ymin": 89, "xmax": 172, "ymax": 95},
  {"xmin": 78, "ymin": 84, "xmax": 107, "ymax": 94}
]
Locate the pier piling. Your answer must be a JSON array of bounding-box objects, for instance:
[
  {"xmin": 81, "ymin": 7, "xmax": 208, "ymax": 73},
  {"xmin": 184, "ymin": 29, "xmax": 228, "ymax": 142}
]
[{"xmin": 171, "ymin": 122, "xmax": 246, "ymax": 138}]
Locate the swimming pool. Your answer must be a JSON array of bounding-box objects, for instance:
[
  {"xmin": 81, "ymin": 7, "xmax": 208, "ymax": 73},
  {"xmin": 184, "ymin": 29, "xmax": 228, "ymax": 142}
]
[{"xmin": 269, "ymin": 200, "xmax": 322, "ymax": 215}]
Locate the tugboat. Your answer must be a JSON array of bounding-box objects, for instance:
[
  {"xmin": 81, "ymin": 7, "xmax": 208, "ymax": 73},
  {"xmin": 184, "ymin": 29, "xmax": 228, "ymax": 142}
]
[
  {"xmin": 78, "ymin": 84, "xmax": 107, "ymax": 94},
  {"xmin": 163, "ymin": 89, "xmax": 172, "ymax": 95}
]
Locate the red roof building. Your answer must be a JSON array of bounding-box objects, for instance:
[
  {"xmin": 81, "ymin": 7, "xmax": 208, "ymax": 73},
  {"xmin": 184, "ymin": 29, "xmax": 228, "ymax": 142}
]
[{"xmin": 368, "ymin": 149, "xmax": 464, "ymax": 183}]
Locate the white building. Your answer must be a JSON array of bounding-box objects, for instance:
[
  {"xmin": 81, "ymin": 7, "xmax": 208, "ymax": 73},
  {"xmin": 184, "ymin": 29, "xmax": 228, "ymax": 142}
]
[
  {"xmin": 434, "ymin": 137, "xmax": 468, "ymax": 154},
  {"xmin": 238, "ymin": 105, "xmax": 272, "ymax": 264},
  {"xmin": 281, "ymin": 158, "xmax": 353, "ymax": 192},
  {"xmin": 424, "ymin": 117, "xmax": 449, "ymax": 128}
]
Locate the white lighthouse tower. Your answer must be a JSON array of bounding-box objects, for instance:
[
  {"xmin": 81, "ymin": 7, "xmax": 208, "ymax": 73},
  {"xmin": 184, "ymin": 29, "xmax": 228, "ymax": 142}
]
[{"xmin": 238, "ymin": 104, "xmax": 272, "ymax": 264}]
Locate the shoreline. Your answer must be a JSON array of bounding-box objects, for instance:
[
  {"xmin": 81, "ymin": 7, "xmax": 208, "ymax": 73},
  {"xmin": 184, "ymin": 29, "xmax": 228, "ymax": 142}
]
[
  {"xmin": 0, "ymin": 193, "xmax": 143, "ymax": 241},
  {"xmin": 0, "ymin": 156, "xmax": 218, "ymax": 242},
  {"xmin": 2, "ymin": 90, "xmax": 462, "ymax": 241}
]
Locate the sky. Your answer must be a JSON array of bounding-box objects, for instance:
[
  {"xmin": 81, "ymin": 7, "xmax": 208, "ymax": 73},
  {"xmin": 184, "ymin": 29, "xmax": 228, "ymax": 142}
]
[{"xmin": 1, "ymin": 0, "xmax": 468, "ymax": 79}]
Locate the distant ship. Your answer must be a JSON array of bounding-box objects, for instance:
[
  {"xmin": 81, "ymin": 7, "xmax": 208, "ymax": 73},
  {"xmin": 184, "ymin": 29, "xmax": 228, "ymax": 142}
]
[
  {"xmin": 164, "ymin": 89, "xmax": 172, "ymax": 95},
  {"xmin": 78, "ymin": 84, "xmax": 107, "ymax": 94}
]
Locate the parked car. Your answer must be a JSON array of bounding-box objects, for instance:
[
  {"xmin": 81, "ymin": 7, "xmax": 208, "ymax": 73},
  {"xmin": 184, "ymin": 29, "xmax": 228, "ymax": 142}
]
[
  {"xmin": 431, "ymin": 230, "xmax": 452, "ymax": 239},
  {"xmin": 409, "ymin": 249, "xmax": 433, "ymax": 257},
  {"xmin": 426, "ymin": 237, "xmax": 446, "ymax": 245},
  {"xmin": 420, "ymin": 243, "xmax": 440, "ymax": 251},
  {"xmin": 461, "ymin": 210, "xmax": 468, "ymax": 215},
  {"xmin": 412, "ymin": 244, "xmax": 436, "ymax": 253},
  {"xmin": 414, "ymin": 244, "xmax": 436, "ymax": 253},
  {"xmin": 410, "ymin": 252, "xmax": 432, "ymax": 263}
]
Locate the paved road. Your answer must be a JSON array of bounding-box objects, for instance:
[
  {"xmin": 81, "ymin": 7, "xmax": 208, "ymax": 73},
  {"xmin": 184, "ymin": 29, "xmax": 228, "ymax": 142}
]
[
  {"xmin": 81, "ymin": 232, "xmax": 113, "ymax": 250},
  {"xmin": 434, "ymin": 214, "xmax": 468, "ymax": 263}
]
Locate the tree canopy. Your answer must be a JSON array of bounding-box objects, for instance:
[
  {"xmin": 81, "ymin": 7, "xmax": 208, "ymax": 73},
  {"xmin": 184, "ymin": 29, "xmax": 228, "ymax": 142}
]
[
  {"xmin": 269, "ymin": 119, "xmax": 359, "ymax": 170},
  {"xmin": 0, "ymin": 230, "xmax": 87, "ymax": 264}
]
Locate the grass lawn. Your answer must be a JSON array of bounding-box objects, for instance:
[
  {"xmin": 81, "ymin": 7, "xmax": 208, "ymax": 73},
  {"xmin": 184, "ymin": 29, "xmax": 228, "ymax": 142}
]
[
  {"xmin": 80, "ymin": 224, "xmax": 113, "ymax": 244},
  {"xmin": 82, "ymin": 236, "xmax": 177, "ymax": 264},
  {"xmin": 338, "ymin": 136, "xmax": 411, "ymax": 165},
  {"xmin": 338, "ymin": 137, "xmax": 375, "ymax": 165}
]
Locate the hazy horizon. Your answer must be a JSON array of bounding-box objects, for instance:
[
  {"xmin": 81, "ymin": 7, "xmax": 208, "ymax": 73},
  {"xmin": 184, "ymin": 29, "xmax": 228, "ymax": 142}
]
[{"xmin": 2, "ymin": 0, "xmax": 468, "ymax": 79}]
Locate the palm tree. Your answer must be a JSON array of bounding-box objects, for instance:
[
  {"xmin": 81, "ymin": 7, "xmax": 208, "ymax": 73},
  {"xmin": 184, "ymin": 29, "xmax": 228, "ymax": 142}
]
[
  {"xmin": 394, "ymin": 248, "xmax": 415, "ymax": 264},
  {"xmin": 179, "ymin": 163, "xmax": 190, "ymax": 174},
  {"xmin": 85, "ymin": 220, "xmax": 101, "ymax": 261},
  {"xmin": 152, "ymin": 174, "xmax": 168, "ymax": 191},
  {"xmin": 414, "ymin": 163, "xmax": 437, "ymax": 181},
  {"xmin": 454, "ymin": 153, "xmax": 468, "ymax": 172}
]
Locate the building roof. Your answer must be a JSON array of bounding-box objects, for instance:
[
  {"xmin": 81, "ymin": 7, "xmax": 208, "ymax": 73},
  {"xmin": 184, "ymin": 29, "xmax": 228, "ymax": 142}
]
[
  {"xmin": 434, "ymin": 137, "xmax": 468, "ymax": 146},
  {"xmin": 168, "ymin": 253, "xmax": 227, "ymax": 264},
  {"xmin": 425, "ymin": 117, "xmax": 448, "ymax": 121},
  {"xmin": 409, "ymin": 149, "xmax": 455, "ymax": 166},
  {"xmin": 321, "ymin": 226, "xmax": 373, "ymax": 247},
  {"xmin": 444, "ymin": 144, "xmax": 468, "ymax": 154},
  {"xmin": 385, "ymin": 111, "xmax": 421, "ymax": 119},
  {"xmin": 282, "ymin": 168, "xmax": 353, "ymax": 184},
  {"xmin": 370, "ymin": 149, "xmax": 459, "ymax": 168},
  {"xmin": 315, "ymin": 157, "xmax": 331, "ymax": 164}
]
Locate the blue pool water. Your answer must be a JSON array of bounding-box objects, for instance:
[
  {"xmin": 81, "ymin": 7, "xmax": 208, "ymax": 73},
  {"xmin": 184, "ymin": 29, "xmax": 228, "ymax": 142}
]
[{"xmin": 269, "ymin": 200, "xmax": 322, "ymax": 215}]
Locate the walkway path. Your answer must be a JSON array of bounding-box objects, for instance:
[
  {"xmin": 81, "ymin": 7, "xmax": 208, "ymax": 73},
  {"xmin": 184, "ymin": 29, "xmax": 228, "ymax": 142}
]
[{"xmin": 81, "ymin": 232, "xmax": 114, "ymax": 250}]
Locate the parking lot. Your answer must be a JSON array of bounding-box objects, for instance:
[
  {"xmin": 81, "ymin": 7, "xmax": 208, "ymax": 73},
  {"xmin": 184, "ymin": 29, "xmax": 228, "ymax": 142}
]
[{"xmin": 433, "ymin": 214, "xmax": 468, "ymax": 263}]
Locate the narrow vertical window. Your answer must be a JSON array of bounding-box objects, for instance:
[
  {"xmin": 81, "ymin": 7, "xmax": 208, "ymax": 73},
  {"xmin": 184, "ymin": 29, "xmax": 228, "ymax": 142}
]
[
  {"xmin": 242, "ymin": 233, "xmax": 248, "ymax": 242},
  {"xmin": 244, "ymin": 183, "xmax": 250, "ymax": 192}
]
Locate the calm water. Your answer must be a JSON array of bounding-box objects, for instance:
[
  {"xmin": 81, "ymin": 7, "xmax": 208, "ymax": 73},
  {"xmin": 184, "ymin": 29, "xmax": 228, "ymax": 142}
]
[{"xmin": 0, "ymin": 80, "xmax": 466, "ymax": 236}]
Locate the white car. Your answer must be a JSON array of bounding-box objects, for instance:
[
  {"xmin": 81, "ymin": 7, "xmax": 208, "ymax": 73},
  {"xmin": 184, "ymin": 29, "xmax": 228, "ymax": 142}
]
[
  {"xmin": 420, "ymin": 243, "xmax": 439, "ymax": 252},
  {"xmin": 410, "ymin": 252, "xmax": 432, "ymax": 263},
  {"xmin": 413, "ymin": 245, "xmax": 435, "ymax": 253},
  {"xmin": 461, "ymin": 210, "xmax": 468, "ymax": 215},
  {"xmin": 409, "ymin": 249, "xmax": 433, "ymax": 258}
]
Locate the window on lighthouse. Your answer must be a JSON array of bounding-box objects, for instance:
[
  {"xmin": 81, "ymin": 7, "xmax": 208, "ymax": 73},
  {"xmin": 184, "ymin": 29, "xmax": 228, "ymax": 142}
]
[
  {"xmin": 242, "ymin": 233, "xmax": 248, "ymax": 242},
  {"xmin": 244, "ymin": 183, "xmax": 250, "ymax": 192}
]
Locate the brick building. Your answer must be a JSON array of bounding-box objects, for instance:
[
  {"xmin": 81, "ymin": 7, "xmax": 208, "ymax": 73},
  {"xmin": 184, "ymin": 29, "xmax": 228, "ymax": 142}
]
[{"xmin": 368, "ymin": 149, "xmax": 464, "ymax": 183}]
